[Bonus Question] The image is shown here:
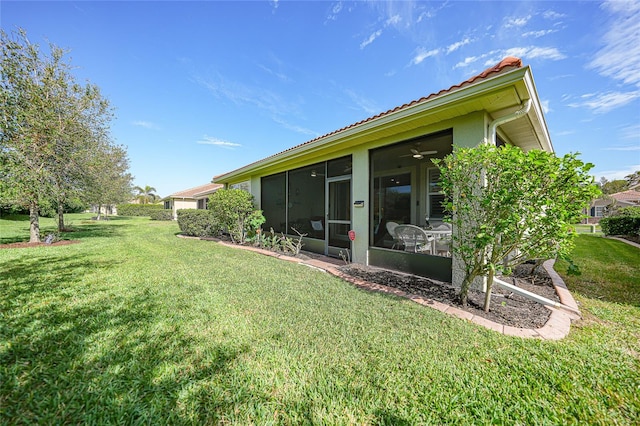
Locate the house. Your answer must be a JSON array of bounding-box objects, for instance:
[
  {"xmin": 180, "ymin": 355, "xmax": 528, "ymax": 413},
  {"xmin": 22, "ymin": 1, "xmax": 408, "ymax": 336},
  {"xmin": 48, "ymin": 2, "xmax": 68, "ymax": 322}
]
[
  {"xmin": 213, "ymin": 57, "xmax": 552, "ymax": 286},
  {"xmin": 585, "ymin": 189, "xmax": 640, "ymax": 223},
  {"xmin": 162, "ymin": 182, "xmax": 223, "ymax": 219}
]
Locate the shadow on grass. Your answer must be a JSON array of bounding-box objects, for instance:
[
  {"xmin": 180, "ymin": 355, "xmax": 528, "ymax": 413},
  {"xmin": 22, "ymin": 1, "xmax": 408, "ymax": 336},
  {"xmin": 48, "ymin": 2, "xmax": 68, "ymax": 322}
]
[
  {"xmin": 0, "ymin": 253, "xmax": 253, "ymax": 423},
  {"xmin": 0, "ymin": 221, "xmax": 125, "ymax": 245}
]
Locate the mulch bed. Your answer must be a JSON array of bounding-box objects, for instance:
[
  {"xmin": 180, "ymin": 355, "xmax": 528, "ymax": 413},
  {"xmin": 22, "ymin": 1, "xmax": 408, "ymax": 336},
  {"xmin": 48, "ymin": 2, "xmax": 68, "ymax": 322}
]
[
  {"xmin": 0, "ymin": 240, "xmax": 80, "ymax": 249},
  {"xmin": 339, "ymin": 263, "xmax": 559, "ymax": 329}
]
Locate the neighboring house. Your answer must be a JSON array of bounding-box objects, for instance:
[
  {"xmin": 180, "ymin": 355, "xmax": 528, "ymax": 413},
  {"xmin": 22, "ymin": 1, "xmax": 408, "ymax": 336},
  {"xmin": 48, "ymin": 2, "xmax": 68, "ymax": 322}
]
[
  {"xmin": 162, "ymin": 183, "xmax": 223, "ymax": 219},
  {"xmin": 213, "ymin": 57, "xmax": 552, "ymax": 286},
  {"xmin": 585, "ymin": 189, "xmax": 640, "ymax": 223},
  {"xmin": 88, "ymin": 204, "xmax": 117, "ymax": 216},
  {"xmin": 611, "ymin": 189, "xmax": 640, "ymax": 206}
]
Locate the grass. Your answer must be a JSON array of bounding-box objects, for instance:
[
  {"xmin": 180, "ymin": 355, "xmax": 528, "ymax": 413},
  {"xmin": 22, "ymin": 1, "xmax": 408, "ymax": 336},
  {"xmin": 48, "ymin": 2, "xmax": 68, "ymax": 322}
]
[{"xmin": 1, "ymin": 215, "xmax": 639, "ymax": 424}]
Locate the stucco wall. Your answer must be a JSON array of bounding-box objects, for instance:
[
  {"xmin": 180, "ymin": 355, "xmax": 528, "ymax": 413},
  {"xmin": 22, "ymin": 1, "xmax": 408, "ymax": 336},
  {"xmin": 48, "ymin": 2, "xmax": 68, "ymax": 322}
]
[{"xmin": 172, "ymin": 199, "xmax": 197, "ymax": 220}]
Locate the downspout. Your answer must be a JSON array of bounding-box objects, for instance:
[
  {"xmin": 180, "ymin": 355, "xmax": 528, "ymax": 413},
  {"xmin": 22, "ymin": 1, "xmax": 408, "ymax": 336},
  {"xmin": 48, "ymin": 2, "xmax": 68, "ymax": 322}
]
[
  {"xmin": 493, "ymin": 277, "xmax": 581, "ymax": 315},
  {"xmin": 488, "ymin": 99, "xmax": 532, "ymax": 145}
]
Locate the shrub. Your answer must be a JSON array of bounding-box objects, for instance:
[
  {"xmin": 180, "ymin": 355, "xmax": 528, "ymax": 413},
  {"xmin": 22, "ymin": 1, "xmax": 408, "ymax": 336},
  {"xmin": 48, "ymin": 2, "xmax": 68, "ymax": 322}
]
[
  {"xmin": 149, "ymin": 209, "xmax": 173, "ymax": 221},
  {"xmin": 208, "ymin": 189, "xmax": 265, "ymax": 244},
  {"xmin": 616, "ymin": 206, "xmax": 640, "ymax": 217},
  {"xmin": 177, "ymin": 209, "xmax": 217, "ymax": 237},
  {"xmin": 117, "ymin": 203, "xmax": 163, "ymax": 217},
  {"xmin": 600, "ymin": 216, "xmax": 640, "ymax": 237}
]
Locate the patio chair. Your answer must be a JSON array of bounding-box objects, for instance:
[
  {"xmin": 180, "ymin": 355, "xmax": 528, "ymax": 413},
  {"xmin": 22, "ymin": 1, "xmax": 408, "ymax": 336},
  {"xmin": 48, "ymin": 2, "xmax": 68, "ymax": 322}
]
[
  {"xmin": 386, "ymin": 221, "xmax": 401, "ymax": 249},
  {"xmin": 431, "ymin": 222, "xmax": 452, "ymax": 256},
  {"xmin": 309, "ymin": 216, "xmax": 324, "ymax": 238},
  {"xmin": 394, "ymin": 224, "xmax": 434, "ymax": 254}
]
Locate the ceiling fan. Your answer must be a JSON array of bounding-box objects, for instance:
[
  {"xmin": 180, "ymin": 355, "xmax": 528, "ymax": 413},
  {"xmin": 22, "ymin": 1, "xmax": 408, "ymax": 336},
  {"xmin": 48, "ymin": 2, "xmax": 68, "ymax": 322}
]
[{"xmin": 401, "ymin": 148, "xmax": 438, "ymax": 159}]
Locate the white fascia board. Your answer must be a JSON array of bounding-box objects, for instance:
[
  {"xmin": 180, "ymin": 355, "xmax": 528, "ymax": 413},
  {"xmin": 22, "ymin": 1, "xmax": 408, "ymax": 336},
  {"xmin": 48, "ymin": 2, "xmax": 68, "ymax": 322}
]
[{"xmin": 522, "ymin": 70, "xmax": 554, "ymax": 153}]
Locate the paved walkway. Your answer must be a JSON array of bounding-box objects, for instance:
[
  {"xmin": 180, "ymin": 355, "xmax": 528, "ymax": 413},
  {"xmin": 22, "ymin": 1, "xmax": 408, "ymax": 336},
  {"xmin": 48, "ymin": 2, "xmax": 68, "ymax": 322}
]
[{"xmin": 182, "ymin": 235, "xmax": 581, "ymax": 340}]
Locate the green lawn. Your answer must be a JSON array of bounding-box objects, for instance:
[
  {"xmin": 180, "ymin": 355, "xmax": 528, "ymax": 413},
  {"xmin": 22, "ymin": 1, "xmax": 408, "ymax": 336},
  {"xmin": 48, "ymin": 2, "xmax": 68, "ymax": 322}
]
[{"xmin": 1, "ymin": 215, "xmax": 638, "ymax": 424}]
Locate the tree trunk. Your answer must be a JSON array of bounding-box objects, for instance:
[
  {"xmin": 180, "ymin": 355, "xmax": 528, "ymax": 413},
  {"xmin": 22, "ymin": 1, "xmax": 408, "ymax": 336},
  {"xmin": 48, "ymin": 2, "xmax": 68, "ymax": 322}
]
[
  {"xmin": 458, "ymin": 275, "xmax": 473, "ymax": 307},
  {"xmin": 483, "ymin": 268, "xmax": 495, "ymax": 312},
  {"xmin": 29, "ymin": 200, "xmax": 40, "ymax": 243},
  {"xmin": 57, "ymin": 200, "xmax": 65, "ymax": 232},
  {"xmin": 96, "ymin": 204, "xmax": 102, "ymax": 220}
]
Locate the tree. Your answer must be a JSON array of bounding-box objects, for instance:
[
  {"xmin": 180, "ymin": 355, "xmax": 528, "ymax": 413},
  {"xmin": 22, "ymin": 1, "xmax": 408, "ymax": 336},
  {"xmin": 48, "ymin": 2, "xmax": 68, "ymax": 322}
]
[
  {"xmin": 1, "ymin": 29, "xmax": 127, "ymax": 239},
  {"xmin": 83, "ymin": 142, "xmax": 133, "ymax": 220},
  {"xmin": 134, "ymin": 185, "xmax": 159, "ymax": 204},
  {"xmin": 208, "ymin": 189, "xmax": 264, "ymax": 244},
  {"xmin": 1, "ymin": 29, "xmax": 63, "ymax": 241},
  {"xmin": 625, "ymin": 171, "xmax": 640, "ymax": 188},
  {"xmin": 435, "ymin": 144, "xmax": 600, "ymax": 310},
  {"xmin": 598, "ymin": 177, "xmax": 628, "ymax": 195}
]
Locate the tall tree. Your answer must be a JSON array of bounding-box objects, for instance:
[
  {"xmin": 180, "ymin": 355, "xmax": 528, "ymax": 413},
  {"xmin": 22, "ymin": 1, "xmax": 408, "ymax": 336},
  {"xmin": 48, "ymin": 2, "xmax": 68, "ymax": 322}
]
[
  {"xmin": 625, "ymin": 171, "xmax": 640, "ymax": 188},
  {"xmin": 435, "ymin": 144, "xmax": 599, "ymax": 310},
  {"xmin": 134, "ymin": 185, "xmax": 158, "ymax": 204},
  {"xmin": 599, "ymin": 177, "xmax": 628, "ymax": 195},
  {"xmin": 83, "ymin": 142, "xmax": 133, "ymax": 220},
  {"xmin": 1, "ymin": 28, "xmax": 129, "ymax": 239},
  {"xmin": 1, "ymin": 29, "xmax": 64, "ymax": 241}
]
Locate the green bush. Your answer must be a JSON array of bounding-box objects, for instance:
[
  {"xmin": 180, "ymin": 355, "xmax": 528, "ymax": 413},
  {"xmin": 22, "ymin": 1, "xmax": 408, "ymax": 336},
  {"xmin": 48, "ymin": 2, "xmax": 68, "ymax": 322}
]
[
  {"xmin": 600, "ymin": 216, "xmax": 640, "ymax": 237},
  {"xmin": 177, "ymin": 209, "xmax": 217, "ymax": 237},
  {"xmin": 616, "ymin": 206, "xmax": 640, "ymax": 217},
  {"xmin": 149, "ymin": 209, "xmax": 173, "ymax": 221},
  {"xmin": 208, "ymin": 189, "xmax": 265, "ymax": 244},
  {"xmin": 117, "ymin": 203, "xmax": 163, "ymax": 217}
]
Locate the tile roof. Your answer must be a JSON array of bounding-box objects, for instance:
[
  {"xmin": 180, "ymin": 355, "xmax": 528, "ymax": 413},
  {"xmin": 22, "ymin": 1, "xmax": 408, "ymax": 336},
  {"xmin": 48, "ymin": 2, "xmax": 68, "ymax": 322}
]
[
  {"xmin": 611, "ymin": 189, "xmax": 640, "ymax": 203},
  {"xmin": 215, "ymin": 57, "xmax": 523, "ymax": 180},
  {"xmin": 167, "ymin": 182, "xmax": 223, "ymax": 199}
]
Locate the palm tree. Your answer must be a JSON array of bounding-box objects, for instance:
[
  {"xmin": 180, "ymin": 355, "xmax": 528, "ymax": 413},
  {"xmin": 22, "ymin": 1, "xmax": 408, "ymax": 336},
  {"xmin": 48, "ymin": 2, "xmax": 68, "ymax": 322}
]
[{"xmin": 134, "ymin": 185, "xmax": 158, "ymax": 204}]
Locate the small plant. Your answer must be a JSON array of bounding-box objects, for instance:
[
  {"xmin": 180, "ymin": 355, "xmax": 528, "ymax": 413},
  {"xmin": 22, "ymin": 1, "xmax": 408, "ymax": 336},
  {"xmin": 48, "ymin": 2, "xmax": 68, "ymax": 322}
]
[
  {"xmin": 42, "ymin": 232, "xmax": 61, "ymax": 244},
  {"xmin": 339, "ymin": 249, "xmax": 351, "ymax": 265}
]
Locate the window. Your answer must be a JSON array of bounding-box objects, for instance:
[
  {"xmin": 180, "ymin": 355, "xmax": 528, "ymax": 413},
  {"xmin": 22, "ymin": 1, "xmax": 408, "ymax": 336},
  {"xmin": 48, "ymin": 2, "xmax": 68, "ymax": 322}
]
[
  {"xmin": 594, "ymin": 206, "xmax": 605, "ymax": 217},
  {"xmin": 197, "ymin": 198, "xmax": 207, "ymax": 209},
  {"xmin": 260, "ymin": 156, "xmax": 351, "ymax": 239},
  {"xmin": 370, "ymin": 130, "xmax": 453, "ymax": 248},
  {"xmin": 261, "ymin": 173, "xmax": 286, "ymax": 233},
  {"xmin": 288, "ymin": 163, "xmax": 325, "ymax": 237},
  {"xmin": 427, "ymin": 168, "xmax": 445, "ymax": 220}
]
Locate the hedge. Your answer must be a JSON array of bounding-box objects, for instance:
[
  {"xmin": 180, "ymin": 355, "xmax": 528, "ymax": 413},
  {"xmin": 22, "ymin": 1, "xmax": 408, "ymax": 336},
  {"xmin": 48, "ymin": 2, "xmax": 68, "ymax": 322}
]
[
  {"xmin": 149, "ymin": 209, "xmax": 173, "ymax": 221},
  {"xmin": 117, "ymin": 204, "xmax": 163, "ymax": 217},
  {"xmin": 600, "ymin": 216, "xmax": 640, "ymax": 237},
  {"xmin": 177, "ymin": 209, "xmax": 218, "ymax": 237}
]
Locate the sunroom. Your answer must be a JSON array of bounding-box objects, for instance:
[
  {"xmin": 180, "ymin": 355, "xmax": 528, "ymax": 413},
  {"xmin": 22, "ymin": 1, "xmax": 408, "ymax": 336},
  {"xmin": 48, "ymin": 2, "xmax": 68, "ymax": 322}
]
[{"xmin": 213, "ymin": 57, "xmax": 552, "ymax": 285}]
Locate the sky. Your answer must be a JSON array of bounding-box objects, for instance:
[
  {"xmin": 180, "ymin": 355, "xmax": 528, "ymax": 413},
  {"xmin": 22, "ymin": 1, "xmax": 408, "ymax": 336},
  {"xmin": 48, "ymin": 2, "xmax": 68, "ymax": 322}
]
[{"xmin": 2, "ymin": 0, "xmax": 639, "ymax": 197}]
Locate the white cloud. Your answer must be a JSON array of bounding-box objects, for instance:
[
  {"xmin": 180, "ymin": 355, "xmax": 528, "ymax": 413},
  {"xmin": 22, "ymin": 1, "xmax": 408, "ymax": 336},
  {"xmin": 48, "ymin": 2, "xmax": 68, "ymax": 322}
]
[
  {"xmin": 326, "ymin": 1, "xmax": 343, "ymax": 22},
  {"xmin": 568, "ymin": 91, "xmax": 640, "ymax": 114},
  {"xmin": 505, "ymin": 15, "xmax": 531, "ymax": 28},
  {"xmin": 386, "ymin": 14, "xmax": 401, "ymax": 26},
  {"xmin": 197, "ymin": 136, "xmax": 241, "ymax": 148},
  {"xmin": 272, "ymin": 116, "xmax": 319, "ymax": 137},
  {"xmin": 541, "ymin": 100, "xmax": 551, "ymax": 114},
  {"xmin": 596, "ymin": 164, "xmax": 640, "ymax": 181},
  {"xmin": 411, "ymin": 47, "xmax": 439, "ymax": 65},
  {"xmin": 588, "ymin": 0, "xmax": 640, "ymax": 87},
  {"xmin": 620, "ymin": 124, "xmax": 640, "ymax": 140},
  {"xmin": 345, "ymin": 89, "xmax": 379, "ymax": 115},
  {"xmin": 446, "ymin": 37, "xmax": 472, "ymax": 54},
  {"xmin": 360, "ymin": 29, "xmax": 383, "ymax": 49},
  {"xmin": 604, "ymin": 146, "xmax": 640, "ymax": 151},
  {"xmin": 543, "ymin": 10, "xmax": 566, "ymax": 20},
  {"xmin": 522, "ymin": 29, "xmax": 556, "ymax": 38},
  {"xmin": 132, "ymin": 120, "xmax": 159, "ymax": 130},
  {"xmin": 455, "ymin": 46, "xmax": 565, "ymax": 69}
]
